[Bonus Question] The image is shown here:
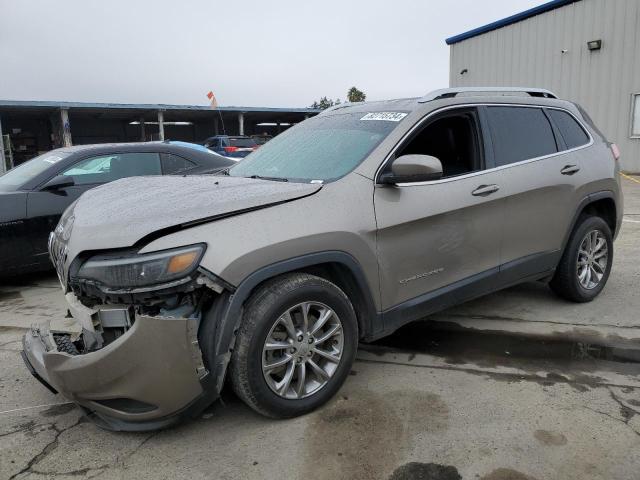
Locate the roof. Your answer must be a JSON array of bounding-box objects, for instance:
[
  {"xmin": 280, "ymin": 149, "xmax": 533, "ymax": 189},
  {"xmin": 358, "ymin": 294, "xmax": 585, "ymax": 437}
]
[
  {"xmin": 0, "ymin": 99, "xmax": 320, "ymax": 114},
  {"xmin": 55, "ymin": 141, "xmax": 224, "ymax": 158},
  {"xmin": 319, "ymin": 97, "xmax": 419, "ymax": 115},
  {"xmin": 320, "ymin": 87, "xmax": 564, "ymax": 115},
  {"xmin": 445, "ymin": 0, "xmax": 582, "ymax": 45}
]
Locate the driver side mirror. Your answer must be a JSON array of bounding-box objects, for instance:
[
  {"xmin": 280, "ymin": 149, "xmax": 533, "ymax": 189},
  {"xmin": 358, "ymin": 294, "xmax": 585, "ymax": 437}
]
[
  {"xmin": 379, "ymin": 154, "xmax": 443, "ymax": 185},
  {"xmin": 42, "ymin": 175, "xmax": 75, "ymax": 191}
]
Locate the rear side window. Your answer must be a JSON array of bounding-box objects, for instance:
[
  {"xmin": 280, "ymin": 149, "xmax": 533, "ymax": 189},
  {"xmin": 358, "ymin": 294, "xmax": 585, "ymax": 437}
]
[
  {"xmin": 162, "ymin": 154, "xmax": 196, "ymax": 174},
  {"xmin": 547, "ymin": 109, "xmax": 590, "ymax": 149},
  {"xmin": 486, "ymin": 107, "xmax": 558, "ymax": 166},
  {"xmin": 62, "ymin": 152, "xmax": 161, "ymax": 185}
]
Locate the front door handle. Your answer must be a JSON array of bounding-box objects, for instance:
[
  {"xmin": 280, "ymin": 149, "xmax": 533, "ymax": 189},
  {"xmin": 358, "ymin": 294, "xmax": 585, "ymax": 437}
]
[
  {"xmin": 472, "ymin": 184, "xmax": 500, "ymax": 197},
  {"xmin": 561, "ymin": 165, "xmax": 580, "ymax": 175}
]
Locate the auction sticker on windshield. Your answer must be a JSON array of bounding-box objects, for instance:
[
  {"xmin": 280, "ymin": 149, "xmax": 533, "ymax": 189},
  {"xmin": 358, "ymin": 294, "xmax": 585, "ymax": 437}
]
[{"xmin": 360, "ymin": 112, "xmax": 408, "ymax": 122}]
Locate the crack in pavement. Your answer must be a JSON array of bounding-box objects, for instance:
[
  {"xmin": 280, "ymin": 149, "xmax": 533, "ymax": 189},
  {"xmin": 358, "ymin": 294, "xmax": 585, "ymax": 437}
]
[
  {"xmin": 584, "ymin": 406, "xmax": 640, "ymax": 438},
  {"xmin": 26, "ymin": 465, "xmax": 110, "ymax": 478},
  {"xmin": 607, "ymin": 386, "xmax": 640, "ymax": 422},
  {"xmin": 8, "ymin": 415, "xmax": 85, "ymax": 480},
  {"xmin": 581, "ymin": 387, "xmax": 640, "ymax": 439},
  {"xmin": 89, "ymin": 432, "xmax": 159, "ymax": 479},
  {"xmin": 436, "ymin": 312, "xmax": 640, "ymax": 330},
  {"xmin": 0, "ymin": 420, "xmax": 48, "ymax": 439},
  {"xmin": 6, "ymin": 418, "xmax": 159, "ymax": 479},
  {"xmin": 0, "ymin": 339, "xmax": 22, "ymax": 348}
]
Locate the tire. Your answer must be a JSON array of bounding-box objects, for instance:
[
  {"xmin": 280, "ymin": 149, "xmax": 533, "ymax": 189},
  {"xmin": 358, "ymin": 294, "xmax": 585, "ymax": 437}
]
[
  {"xmin": 229, "ymin": 273, "xmax": 358, "ymax": 418},
  {"xmin": 550, "ymin": 215, "xmax": 613, "ymax": 303}
]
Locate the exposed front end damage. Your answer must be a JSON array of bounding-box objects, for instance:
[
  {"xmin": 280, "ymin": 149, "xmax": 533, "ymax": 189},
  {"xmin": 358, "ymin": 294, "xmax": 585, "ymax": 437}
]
[{"xmin": 22, "ymin": 269, "xmax": 230, "ymax": 431}]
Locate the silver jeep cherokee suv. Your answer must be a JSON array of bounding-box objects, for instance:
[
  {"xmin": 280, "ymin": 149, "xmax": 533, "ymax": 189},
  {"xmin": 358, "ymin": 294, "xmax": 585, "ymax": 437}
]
[{"xmin": 22, "ymin": 87, "xmax": 623, "ymax": 430}]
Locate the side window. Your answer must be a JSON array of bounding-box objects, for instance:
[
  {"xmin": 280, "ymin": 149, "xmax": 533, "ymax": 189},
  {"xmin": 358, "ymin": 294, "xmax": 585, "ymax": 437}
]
[
  {"xmin": 61, "ymin": 153, "xmax": 161, "ymax": 185},
  {"xmin": 486, "ymin": 107, "xmax": 558, "ymax": 166},
  {"xmin": 396, "ymin": 109, "xmax": 483, "ymax": 178},
  {"xmin": 547, "ymin": 109, "xmax": 590, "ymax": 149},
  {"xmin": 162, "ymin": 154, "xmax": 196, "ymax": 174}
]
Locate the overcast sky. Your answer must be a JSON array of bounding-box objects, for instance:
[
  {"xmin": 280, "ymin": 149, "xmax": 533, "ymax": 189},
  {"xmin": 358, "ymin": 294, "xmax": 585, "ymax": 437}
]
[{"xmin": 0, "ymin": 0, "xmax": 541, "ymax": 108}]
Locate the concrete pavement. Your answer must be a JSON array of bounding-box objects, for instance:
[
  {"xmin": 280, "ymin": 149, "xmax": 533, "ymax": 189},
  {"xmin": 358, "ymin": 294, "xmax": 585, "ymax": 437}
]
[{"xmin": 1, "ymin": 174, "xmax": 639, "ymax": 480}]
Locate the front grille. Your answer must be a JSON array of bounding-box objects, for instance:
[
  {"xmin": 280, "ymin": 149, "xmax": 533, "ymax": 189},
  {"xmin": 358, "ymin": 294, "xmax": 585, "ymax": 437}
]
[{"xmin": 48, "ymin": 232, "xmax": 68, "ymax": 289}]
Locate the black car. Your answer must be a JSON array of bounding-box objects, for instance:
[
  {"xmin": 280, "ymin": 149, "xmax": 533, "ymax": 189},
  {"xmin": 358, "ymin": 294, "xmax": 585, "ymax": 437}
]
[{"xmin": 0, "ymin": 141, "xmax": 234, "ymax": 275}]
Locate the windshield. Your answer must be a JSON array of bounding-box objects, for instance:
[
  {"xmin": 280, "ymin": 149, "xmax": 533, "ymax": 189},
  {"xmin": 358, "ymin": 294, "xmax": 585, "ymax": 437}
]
[
  {"xmin": 229, "ymin": 112, "xmax": 405, "ymax": 182},
  {"xmin": 0, "ymin": 151, "xmax": 72, "ymax": 192},
  {"xmin": 229, "ymin": 137, "xmax": 257, "ymax": 147}
]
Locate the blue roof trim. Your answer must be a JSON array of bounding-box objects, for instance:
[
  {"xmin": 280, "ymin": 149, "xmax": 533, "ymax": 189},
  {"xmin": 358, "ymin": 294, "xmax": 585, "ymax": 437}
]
[
  {"xmin": 0, "ymin": 99, "xmax": 320, "ymax": 114},
  {"xmin": 445, "ymin": 0, "xmax": 581, "ymax": 45}
]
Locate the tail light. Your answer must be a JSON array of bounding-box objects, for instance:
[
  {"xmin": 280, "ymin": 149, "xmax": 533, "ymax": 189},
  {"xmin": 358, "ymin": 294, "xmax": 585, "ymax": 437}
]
[
  {"xmin": 611, "ymin": 143, "xmax": 621, "ymax": 161},
  {"xmin": 224, "ymin": 146, "xmax": 239, "ymax": 153}
]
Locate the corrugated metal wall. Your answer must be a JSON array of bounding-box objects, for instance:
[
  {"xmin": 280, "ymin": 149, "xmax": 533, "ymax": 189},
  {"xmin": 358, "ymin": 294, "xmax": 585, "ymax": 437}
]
[{"xmin": 449, "ymin": 0, "xmax": 640, "ymax": 172}]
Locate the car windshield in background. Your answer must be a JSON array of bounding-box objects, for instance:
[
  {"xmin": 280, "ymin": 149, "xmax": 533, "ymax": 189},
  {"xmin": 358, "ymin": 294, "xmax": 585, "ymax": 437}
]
[
  {"xmin": 229, "ymin": 112, "xmax": 405, "ymax": 182},
  {"xmin": 0, "ymin": 151, "xmax": 72, "ymax": 192},
  {"xmin": 229, "ymin": 137, "xmax": 258, "ymax": 148}
]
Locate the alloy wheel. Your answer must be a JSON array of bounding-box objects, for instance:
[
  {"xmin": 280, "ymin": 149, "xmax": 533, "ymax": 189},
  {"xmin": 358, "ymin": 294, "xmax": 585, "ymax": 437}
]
[
  {"xmin": 576, "ymin": 229, "xmax": 609, "ymax": 290},
  {"xmin": 262, "ymin": 301, "xmax": 344, "ymax": 399}
]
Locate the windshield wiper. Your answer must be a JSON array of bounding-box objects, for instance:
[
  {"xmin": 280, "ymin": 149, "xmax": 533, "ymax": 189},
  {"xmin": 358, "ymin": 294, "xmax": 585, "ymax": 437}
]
[{"xmin": 249, "ymin": 175, "xmax": 288, "ymax": 182}]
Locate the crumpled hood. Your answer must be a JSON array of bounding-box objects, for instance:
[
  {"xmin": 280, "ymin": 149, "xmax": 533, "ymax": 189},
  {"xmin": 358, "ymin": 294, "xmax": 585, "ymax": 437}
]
[{"xmin": 67, "ymin": 175, "xmax": 321, "ymax": 251}]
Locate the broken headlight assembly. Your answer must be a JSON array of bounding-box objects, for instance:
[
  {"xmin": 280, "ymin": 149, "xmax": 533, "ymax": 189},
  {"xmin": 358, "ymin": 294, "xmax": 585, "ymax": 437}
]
[{"xmin": 77, "ymin": 244, "xmax": 206, "ymax": 291}]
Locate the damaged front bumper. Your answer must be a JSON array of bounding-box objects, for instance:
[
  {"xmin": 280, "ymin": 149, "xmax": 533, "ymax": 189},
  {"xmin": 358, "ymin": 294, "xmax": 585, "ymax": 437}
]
[{"xmin": 21, "ymin": 305, "xmax": 218, "ymax": 431}]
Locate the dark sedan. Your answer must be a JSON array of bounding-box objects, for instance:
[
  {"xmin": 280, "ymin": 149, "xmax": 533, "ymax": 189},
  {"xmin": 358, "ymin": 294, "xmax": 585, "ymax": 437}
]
[{"xmin": 0, "ymin": 141, "xmax": 234, "ymax": 275}]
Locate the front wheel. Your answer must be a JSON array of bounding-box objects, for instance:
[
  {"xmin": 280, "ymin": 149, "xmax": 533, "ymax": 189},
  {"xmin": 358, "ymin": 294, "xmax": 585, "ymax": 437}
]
[
  {"xmin": 229, "ymin": 273, "xmax": 358, "ymax": 418},
  {"xmin": 550, "ymin": 215, "xmax": 613, "ymax": 302}
]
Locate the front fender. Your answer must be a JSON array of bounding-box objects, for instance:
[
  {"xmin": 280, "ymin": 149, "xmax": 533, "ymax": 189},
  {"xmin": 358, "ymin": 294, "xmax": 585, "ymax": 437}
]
[{"xmin": 199, "ymin": 251, "xmax": 379, "ymax": 396}]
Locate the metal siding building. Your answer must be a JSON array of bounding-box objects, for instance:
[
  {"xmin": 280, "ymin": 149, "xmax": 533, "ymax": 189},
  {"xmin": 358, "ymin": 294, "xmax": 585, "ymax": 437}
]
[{"xmin": 447, "ymin": 0, "xmax": 640, "ymax": 172}]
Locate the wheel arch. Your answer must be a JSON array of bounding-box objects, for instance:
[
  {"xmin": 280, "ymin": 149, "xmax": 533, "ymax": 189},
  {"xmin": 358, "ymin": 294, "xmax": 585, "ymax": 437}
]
[
  {"xmin": 199, "ymin": 251, "xmax": 380, "ymax": 396},
  {"xmin": 562, "ymin": 191, "xmax": 618, "ymax": 252}
]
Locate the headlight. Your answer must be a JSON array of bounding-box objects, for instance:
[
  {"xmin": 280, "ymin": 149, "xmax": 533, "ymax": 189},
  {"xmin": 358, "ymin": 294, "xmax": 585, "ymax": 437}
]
[{"xmin": 77, "ymin": 244, "xmax": 206, "ymax": 289}]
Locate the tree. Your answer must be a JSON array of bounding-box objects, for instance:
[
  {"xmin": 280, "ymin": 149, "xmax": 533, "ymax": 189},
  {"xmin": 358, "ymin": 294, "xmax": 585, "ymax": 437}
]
[
  {"xmin": 347, "ymin": 86, "xmax": 366, "ymax": 103},
  {"xmin": 310, "ymin": 96, "xmax": 342, "ymax": 110}
]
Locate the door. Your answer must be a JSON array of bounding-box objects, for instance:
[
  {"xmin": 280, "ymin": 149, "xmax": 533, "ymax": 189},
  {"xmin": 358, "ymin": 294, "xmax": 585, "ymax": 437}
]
[
  {"xmin": 26, "ymin": 152, "xmax": 162, "ymax": 260},
  {"xmin": 484, "ymin": 106, "xmax": 590, "ymax": 280},
  {"xmin": 0, "ymin": 192, "xmax": 31, "ymax": 272},
  {"xmin": 374, "ymin": 107, "xmax": 505, "ymax": 324}
]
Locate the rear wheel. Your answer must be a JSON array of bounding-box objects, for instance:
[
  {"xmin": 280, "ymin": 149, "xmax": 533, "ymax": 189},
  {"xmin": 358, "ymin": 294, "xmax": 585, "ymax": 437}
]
[
  {"xmin": 550, "ymin": 215, "xmax": 613, "ymax": 302},
  {"xmin": 229, "ymin": 273, "xmax": 358, "ymax": 418}
]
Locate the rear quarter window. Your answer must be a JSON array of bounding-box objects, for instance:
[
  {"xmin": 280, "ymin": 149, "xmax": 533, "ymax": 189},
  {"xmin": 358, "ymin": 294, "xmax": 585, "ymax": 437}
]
[
  {"xmin": 486, "ymin": 106, "xmax": 558, "ymax": 166},
  {"xmin": 162, "ymin": 154, "xmax": 196, "ymax": 174},
  {"xmin": 547, "ymin": 109, "xmax": 590, "ymax": 149}
]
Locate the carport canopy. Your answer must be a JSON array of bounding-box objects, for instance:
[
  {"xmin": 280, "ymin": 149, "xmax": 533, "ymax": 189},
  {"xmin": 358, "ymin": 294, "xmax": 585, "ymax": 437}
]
[{"xmin": 0, "ymin": 100, "xmax": 320, "ymax": 171}]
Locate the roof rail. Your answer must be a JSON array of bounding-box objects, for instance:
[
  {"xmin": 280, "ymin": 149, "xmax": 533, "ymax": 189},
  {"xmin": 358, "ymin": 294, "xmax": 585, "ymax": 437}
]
[
  {"xmin": 419, "ymin": 87, "xmax": 558, "ymax": 103},
  {"xmin": 321, "ymin": 102, "xmax": 354, "ymax": 114}
]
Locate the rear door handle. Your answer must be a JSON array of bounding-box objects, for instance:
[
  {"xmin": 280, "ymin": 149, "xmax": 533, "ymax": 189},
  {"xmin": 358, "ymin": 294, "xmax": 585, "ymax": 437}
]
[
  {"xmin": 561, "ymin": 165, "xmax": 580, "ymax": 175},
  {"xmin": 472, "ymin": 184, "xmax": 500, "ymax": 197}
]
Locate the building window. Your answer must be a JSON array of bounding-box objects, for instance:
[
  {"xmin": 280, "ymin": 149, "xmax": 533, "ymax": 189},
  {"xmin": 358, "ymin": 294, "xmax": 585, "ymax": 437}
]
[{"xmin": 632, "ymin": 94, "xmax": 640, "ymax": 138}]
